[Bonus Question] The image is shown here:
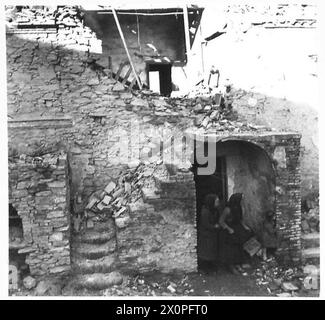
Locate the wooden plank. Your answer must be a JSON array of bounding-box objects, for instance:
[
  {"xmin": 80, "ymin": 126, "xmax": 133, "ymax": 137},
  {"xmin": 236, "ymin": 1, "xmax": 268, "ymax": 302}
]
[
  {"xmin": 108, "ymin": 56, "xmax": 113, "ymax": 78},
  {"xmin": 183, "ymin": 5, "xmax": 191, "ymax": 63},
  {"xmin": 112, "ymin": 8, "xmax": 142, "ymax": 89},
  {"xmin": 114, "ymin": 62, "xmax": 126, "ymax": 80},
  {"xmin": 129, "ymin": 77, "xmax": 137, "ymax": 89},
  {"xmin": 122, "ymin": 66, "xmax": 132, "ymax": 85}
]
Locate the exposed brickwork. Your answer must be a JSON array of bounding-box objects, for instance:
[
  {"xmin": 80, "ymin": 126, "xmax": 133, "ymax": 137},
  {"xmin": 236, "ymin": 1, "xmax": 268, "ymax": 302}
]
[
  {"xmin": 8, "ymin": 153, "xmax": 71, "ymax": 276},
  {"xmin": 192, "ymin": 133, "xmax": 302, "ymax": 264}
]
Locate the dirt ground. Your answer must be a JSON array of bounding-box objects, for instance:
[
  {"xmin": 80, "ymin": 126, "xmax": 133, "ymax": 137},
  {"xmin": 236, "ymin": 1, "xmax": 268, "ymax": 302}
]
[{"xmin": 10, "ymin": 258, "xmax": 319, "ymax": 297}]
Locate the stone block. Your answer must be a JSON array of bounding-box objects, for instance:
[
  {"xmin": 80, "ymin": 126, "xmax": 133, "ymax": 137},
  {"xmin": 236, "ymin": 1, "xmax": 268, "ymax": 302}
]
[
  {"xmin": 112, "ymin": 82, "xmax": 125, "ymax": 92},
  {"xmin": 104, "ymin": 181, "xmax": 116, "ymax": 194},
  {"xmin": 23, "ymin": 276, "xmax": 37, "ymax": 290},
  {"xmin": 47, "ymin": 211, "xmax": 65, "ymax": 219},
  {"xmin": 87, "ymin": 78, "xmax": 100, "ymax": 86},
  {"xmin": 49, "ymin": 232, "xmax": 64, "ymax": 242}
]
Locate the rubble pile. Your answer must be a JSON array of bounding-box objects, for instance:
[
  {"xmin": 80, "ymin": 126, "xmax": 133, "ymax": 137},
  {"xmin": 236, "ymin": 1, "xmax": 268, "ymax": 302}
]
[
  {"xmin": 74, "ymin": 162, "xmax": 167, "ymax": 232},
  {"xmin": 102, "ymin": 274, "xmax": 194, "ymax": 297},
  {"xmin": 252, "ymin": 257, "xmax": 320, "ymax": 297},
  {"xmin": 6, "ymin": 5, "xmax": 276, "ymax": 136},
  {"xmin": 134, "ymin": 87, "xmax": 274, "ymax": 135}
]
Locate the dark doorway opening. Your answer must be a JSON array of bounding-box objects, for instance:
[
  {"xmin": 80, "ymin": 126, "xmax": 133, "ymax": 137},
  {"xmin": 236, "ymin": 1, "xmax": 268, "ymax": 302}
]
[
  {"xmin": 147, "ymin": 63, "xmax": 172, "ymax": 96},
  {"xmin": 9, "ymin": 204, "xmax": 30, "ymax": 279},
  {"xmin": 191, "ymin": 140, "xmax": 228, "ymax": 217},
  {"xmin": 9, "ymin": 204, "xmax": 23, "ymax": 240}
]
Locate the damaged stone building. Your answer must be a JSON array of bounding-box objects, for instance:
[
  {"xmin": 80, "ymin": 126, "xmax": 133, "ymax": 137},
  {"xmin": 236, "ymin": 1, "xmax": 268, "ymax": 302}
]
[{"xmin": 6, "ymin": 4, "xmax": 318, "ymax": 290}]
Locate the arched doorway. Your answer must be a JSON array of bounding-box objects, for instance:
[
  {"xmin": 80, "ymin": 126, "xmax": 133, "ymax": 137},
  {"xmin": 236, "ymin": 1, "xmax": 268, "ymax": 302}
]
[{"xmin": 192, "ymin": 138, "xmax": 276, "ymax": 241}]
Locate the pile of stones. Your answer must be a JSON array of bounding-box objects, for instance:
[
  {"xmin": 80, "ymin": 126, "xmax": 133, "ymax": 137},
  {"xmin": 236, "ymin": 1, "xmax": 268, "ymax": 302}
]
[
  {"xmin": 131, "ymin": 86, "xmax": 274, "ymax": 135},
  {"xmin": 73, "ymin": 162, "xmax": 166, "ymax": 232}
]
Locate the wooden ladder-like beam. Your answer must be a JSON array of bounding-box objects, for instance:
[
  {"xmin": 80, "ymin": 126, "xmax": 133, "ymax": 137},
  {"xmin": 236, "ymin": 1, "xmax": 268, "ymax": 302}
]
[
  {"xmin": 115, "ymin": 62, "xmax": 128, "ymax": 81},
  {"xmin": 112, "ymin": 8, "xmax": 142, "ymax": 90},
  {"xmin": 122, "ymin": 66, "xmax": 132, "ymax": 85},
  {"xmin": 183, "ymin": 5, "xmax": 191, "ymax": 64}
]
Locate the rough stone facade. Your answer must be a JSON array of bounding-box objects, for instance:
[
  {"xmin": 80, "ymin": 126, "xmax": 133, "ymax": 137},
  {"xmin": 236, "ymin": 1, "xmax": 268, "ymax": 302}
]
[
  {"xmin": 8, "ymin": 152, "xmax": 71, "ymax": 276},
  {"xmin": 6, "ymin": 6, "xmax": 303, "ymax": 276},
  {"xmin": 118, "ymin": 170, "xmax": 197, "ymax": 273}
]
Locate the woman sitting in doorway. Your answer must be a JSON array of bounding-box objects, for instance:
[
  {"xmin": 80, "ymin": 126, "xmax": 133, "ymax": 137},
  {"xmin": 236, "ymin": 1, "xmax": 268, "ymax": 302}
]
[
  {"xmin": 218, "ymin": 193, "xmax": 253, "ymax": 275},
  {"xmin": 197, "ymin": 193, "xmax": 224, "ymax": 274}
]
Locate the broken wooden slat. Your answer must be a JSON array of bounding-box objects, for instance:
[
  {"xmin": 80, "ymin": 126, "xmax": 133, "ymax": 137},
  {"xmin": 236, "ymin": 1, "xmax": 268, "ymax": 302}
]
[
  {"xmin": 129, "ymin": 77, "xmax": 137, "ymax": 89},
  {"xmin": 114, "ymin": 62, "xmax": 127, "ymax": 81},
  {"xmin": 112, "ymin": 8, "xmax": 142, "ymax": 89},
  {"xmin": 122, "ymin": 66, "xmax": 132, "ymax": 85},
  {"xmin": 108, "ymin": 56, "xmax": 113, "ymax": 78},
  {"xmin": 183, "ymin": 5, "xmax": 191, "ymax": 62}
]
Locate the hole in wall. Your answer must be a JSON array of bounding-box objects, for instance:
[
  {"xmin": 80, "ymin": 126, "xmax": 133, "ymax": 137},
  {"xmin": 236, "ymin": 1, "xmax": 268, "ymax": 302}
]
[
  {"xmin": 9, "ymin": 204, "xmax": 30, "ymax": 279},
  {"xmin": 147, "ymin": 62, "xmax": 172, "ymax": 96}
]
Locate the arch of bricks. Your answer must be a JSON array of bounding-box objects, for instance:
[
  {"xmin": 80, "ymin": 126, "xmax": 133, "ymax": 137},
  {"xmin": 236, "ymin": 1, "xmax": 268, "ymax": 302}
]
[{"xmin": 186, "ymin": 131, "xmax": 302, "ymax": 264}]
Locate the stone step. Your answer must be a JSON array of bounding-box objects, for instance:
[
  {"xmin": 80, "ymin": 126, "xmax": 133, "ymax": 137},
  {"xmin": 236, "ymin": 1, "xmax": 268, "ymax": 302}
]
[
  {"xmin": 76, "ymin": 230, "xmax": 115, "ymax": 245},
  {"xmin": 302, "ymin": 233, "xmax": 320, "ymax": 249},
  {"xmin": 73, "ymin": 271, "xmax": 123, "ymax": 290},
  {"xmin": 302, "ymin": 247, "xmax": 320, "ymax": 261},
  {"xmin": 73, "ymin": 256, "xmax": 117, "ymax": 274},
  {"xmin": 73, "ymin": 241, "xmax": 116, "ymax": 260}
]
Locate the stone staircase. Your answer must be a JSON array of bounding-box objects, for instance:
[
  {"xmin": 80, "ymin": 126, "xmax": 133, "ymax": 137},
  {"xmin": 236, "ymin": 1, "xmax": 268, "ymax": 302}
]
[
  {"xmin": 302, "ymin": 232, "xmax": 320, "ymax": 264},
  {"xmin": 70, "ymin": 217, "xmax": 123, "ymax": 290}
]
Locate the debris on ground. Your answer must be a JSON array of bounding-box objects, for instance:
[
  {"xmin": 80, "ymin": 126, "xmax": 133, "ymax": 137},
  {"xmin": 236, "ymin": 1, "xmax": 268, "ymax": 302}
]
[
  {"xmin": 252, "ymin": 256, "xmax": 319, "ymax": 297},
  {"xmin": 23, "ymin": 276, "xmax": 37, "ymax": 290}
]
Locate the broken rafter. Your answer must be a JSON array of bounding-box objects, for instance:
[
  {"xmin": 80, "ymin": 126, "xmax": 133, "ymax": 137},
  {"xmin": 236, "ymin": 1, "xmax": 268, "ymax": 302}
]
[
  {"xmin": 183, "ymin": 4, "xmax": 191, "ymax": 64},
  {"xmin": 111, "ymin": 8, "xmax": 142, "ymax": 90},
  {"xmin": 98, "ymin": 11, "xmax": 186, "ymax": 16},
  {"xmin": 96, "ymin": 7, "xmax": 203, "ymax": 16}
]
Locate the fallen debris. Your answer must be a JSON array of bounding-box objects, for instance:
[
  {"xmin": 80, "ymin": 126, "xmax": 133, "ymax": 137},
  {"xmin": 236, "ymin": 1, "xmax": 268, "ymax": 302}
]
[
  {"xmin": 281, "ymin": 282, "xmax": 299, "ymax": 292},
  {"xmin": 23, "ymin": 276, "xmax": 37, "ymax": 290}
]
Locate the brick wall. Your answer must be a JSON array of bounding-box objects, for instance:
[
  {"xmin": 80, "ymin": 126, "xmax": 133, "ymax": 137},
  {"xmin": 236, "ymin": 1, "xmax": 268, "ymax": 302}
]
[
  {"xmin": 191, "ymin": 132, "xmax": 302, "ymax": 264},
  {"xmin": 8, "ymin": 152, "xmax": 71, "ymax": 276}
]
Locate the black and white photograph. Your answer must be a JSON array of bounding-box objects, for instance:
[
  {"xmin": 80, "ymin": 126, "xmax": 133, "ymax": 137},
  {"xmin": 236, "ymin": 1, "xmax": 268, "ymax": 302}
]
[{"xmin": 2, "ymin": 0, "xmax": 323, "ymax": 300}]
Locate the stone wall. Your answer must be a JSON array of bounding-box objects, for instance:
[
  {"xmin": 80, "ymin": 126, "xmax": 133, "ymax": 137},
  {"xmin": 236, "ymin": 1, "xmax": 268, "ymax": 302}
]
[
  {"xmin": 6, "ymin": 19, "xmax": 200, "ymax": 273},
  {"xmin": 8, "ymin": 152, "xmax": 71, "ymax": 276},
  {"xmin": 117, "ymin": 170, "xmax": 197, "ymax": 273},
  {"xmin": 6, "ymin": 5, "xmax": 303, "ymax": 273}
]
